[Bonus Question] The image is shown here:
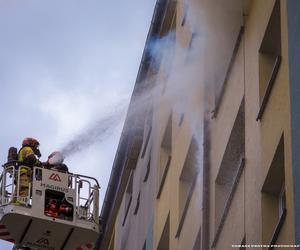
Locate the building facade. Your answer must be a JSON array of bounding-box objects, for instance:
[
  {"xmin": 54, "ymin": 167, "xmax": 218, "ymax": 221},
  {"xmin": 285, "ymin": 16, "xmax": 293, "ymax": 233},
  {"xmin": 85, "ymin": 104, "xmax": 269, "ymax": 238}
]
[{"xmin": 97, "ymin": 0, "xmax": 300, "ymax": 249}]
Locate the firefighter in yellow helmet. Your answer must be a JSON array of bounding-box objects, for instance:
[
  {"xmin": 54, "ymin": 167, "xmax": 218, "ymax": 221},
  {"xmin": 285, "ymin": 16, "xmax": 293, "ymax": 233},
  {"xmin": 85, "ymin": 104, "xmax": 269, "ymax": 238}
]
[{"xmin": 14, "ymin": 138, "xmax": 42, "ymax": 204}]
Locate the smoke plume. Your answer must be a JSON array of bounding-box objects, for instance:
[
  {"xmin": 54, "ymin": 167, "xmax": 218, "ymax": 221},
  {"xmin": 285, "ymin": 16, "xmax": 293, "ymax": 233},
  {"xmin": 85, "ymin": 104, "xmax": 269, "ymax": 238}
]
[
  {"xmin": 60, "ymin": 102, "xmax": 128, "ymax": 157},
  {"xmin": 60, "ymin": 0, "xmax": 243, "ymax": 165}
]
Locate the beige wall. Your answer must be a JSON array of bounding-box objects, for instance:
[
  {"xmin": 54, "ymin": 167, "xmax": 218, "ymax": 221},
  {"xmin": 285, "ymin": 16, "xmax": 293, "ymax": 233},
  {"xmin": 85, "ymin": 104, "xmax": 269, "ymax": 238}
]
[
  {"xmin": 101, "ymin": 0, "xmax": 296, "ymax": 249},
  {"xmin": 210, "ymin": 0, "xmax": 295, "ymax": 248}
]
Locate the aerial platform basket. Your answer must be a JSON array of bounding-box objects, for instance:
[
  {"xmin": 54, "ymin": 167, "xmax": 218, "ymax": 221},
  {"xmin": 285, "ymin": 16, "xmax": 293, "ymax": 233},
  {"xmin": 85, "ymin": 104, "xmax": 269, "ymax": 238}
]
[{"xmin": 0, "ymin": 162, "xmax": 101, "ymax": 250}]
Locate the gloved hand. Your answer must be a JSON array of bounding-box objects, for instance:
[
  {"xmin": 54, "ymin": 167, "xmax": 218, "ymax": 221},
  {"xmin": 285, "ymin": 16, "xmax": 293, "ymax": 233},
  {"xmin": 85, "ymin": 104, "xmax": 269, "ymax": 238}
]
[{"xmin": 41, "ymin": 161, "xmax": 50, "ymax": 168}]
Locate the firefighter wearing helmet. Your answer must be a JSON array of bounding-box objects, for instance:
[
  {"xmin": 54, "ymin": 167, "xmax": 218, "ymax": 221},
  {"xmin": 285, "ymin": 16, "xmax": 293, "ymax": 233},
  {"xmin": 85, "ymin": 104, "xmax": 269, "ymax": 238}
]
[
  {"xmin": 18, "ymin": 137, "xmax": 42, "ymax": 166},
  {"xmin": 46, "ymin": 151, "xmax": 69, "ymax": 173},
  {"xmin": 14, "ymin": 137, "xmax": 42, "ymax": 204}
]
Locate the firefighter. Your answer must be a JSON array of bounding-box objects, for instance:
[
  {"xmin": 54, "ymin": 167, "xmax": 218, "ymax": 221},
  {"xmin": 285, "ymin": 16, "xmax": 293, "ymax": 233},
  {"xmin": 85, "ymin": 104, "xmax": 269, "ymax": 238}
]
[
  {"xmin": 18, "ymin": 137, "xmax": 42, "ymax": 166},
  {"xmin": 14, "ymin": 137, "xmax": 42, "ymax": 204},
  {"xmin": 46, "ymin": 151, "xmax": 69, "ymax": 173}
]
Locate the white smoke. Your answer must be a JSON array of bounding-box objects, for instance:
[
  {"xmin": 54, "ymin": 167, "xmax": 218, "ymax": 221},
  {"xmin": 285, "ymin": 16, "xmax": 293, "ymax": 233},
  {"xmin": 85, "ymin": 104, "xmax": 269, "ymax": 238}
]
[
  {"xmin": 60, "ymin": 0, "xmax": 243, "ymax": 168},
  {"xmin": 60, "ymin": 102, "xmax": 128, "ymax": 157}
]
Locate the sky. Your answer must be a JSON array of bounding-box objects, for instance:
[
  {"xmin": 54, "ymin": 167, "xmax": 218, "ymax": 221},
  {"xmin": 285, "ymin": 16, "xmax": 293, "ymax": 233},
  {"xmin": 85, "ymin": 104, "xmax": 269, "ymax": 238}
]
[{"xmin": 0, "ymin": 0, "xmax": 156, "ymax": 249}]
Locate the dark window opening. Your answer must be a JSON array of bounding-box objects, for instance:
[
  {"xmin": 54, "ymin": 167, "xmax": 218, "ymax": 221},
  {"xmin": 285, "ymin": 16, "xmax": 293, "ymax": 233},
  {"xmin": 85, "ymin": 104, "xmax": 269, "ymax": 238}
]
[
  {"xmin": 178, "ymin": 113, "xmax": 185, "ymax": 126},
  {"xmin": 144, "ymin": 157, "xmax": 151, "ymax": 182},
  {"xmin": 122, "ymin": 173, "xmax": 133, "ymax": 226},
  {"xmin": 262, "ymin": 134, "xmax": 286, "ymax": 246},
  {"xmin": 257, "ymin": 0, "xmax": 281, "ymax": 120},
  {"xmin": 141, "ymin": 127, "xmax": 152, "ymax": 159},
  {"xmin": 240, "ymin": 236, "xmax": 246, "ymax": 250},
  {"xmin": 193, "ymin": 226, "xmax": 202, "ymax": 250},
  {"xmin": 157, "ymin": 114, "xmax": 172, "ymax": 198},
  {"xmin": 176, "ymin": 137, "xmax": 199, "ymax": 237},
  {"xmin": 181, "ymin": 2, "xmax": 188, "ymax": 27},
  {"xmin": 160, "ymin": 3, "xmax": 177, "ymax": 94},
  {"xmin": 157, "ymin": 214, "xmax": 170, "ymax": 250},
  {"xmin": 134, "ymin": 192, "xmax": 140, "ymax": 215}
]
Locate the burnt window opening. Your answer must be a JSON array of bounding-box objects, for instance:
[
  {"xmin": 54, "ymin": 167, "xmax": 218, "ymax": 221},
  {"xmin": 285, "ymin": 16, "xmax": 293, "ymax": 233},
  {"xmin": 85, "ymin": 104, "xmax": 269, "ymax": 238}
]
[{"xmin": 257, "ymin": 0, "xmax": 281, "ymax": 120}]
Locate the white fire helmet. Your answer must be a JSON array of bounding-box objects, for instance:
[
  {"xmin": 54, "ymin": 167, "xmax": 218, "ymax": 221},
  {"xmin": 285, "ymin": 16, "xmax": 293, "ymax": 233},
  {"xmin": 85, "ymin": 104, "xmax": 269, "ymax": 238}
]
[{"xmin": 48, "ymin": 151, "xmax": 64, "ymax": 165}]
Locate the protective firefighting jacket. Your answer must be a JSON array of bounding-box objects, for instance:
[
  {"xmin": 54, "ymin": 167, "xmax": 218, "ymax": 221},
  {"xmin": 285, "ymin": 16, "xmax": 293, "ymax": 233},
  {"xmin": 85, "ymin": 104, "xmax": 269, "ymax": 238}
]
[{"xmin": 18, "ymin": 146, "xmax": 40, "ymax": 168}]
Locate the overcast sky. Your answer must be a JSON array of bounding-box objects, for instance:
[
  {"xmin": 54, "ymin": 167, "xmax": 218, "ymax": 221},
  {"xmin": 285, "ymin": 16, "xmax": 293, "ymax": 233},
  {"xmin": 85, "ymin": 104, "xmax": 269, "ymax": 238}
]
[{"xmin": 0, "ymin": 0, "xmax": 156, "ymax": 248}]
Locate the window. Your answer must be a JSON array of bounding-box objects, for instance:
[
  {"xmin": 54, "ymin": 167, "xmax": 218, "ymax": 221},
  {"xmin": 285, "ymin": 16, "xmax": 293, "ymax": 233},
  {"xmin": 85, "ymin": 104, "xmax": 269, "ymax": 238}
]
[
  {"xmin": 261, "ymin": 134, "xmax": 286, "ymax": 245},
  {"xmin": 212, "ymin": 26, "xmax": 244, "ymax": 117},
  {"xmin": 151, "ymin": 1, "xmax": 177, "ymax": 79},
  {"xmin": 144, "ymin": 157, "xmax": 151, "ymax": 182},
  {"xmin": 176, "ymin": 137, "xmax": 199, "ymax": 237},
  {"xmin": 213, "ymin": 98, "xmax": 245, "ymax": 246},
  {"xmin": 160, "ymin": 2, "xmax": 177, "ymax": 94},
  {"xmin": 160, "ymin": 0, "xmax": 177, "ymax": 37},
  {"xmin": 141, "ymin": 126, "xmax": 152, "ymax": 159},
  {"xmin": 181, "ymin": 2, "xmax": 188, "ymax": 27},
  {"xmin": 146, "ymin": 218, "xmax": 154, "ymax": 250},
  {"xmin": 122, "ymin": 173, "xmax": 133, "ymax": 226},
  {"xmin": 185, "ymin": 33, "xmax": 199, "ymax": 63},
  {"xmin": 278, "ymin": 187, "xmax": 286, "ymax": 217},
  {"xmin": 133, "ymin": 192, "xmax": 140, "ymax": 215},
  {"xmin": 239, "ymin": 236, "xmax": 246, "ymax": 250},
  {"xmin": 257, "ymin": 0, "xmax": 281, "ymax": 120},
  {"xmin": 141, "ymin": 108, "xmax": 153, "ymax": 159},
  {"xmin": 210, "ymin": 0, "xmax": 244, "ymax": 117},
  {"xmin": 157, "ymin": 114, "xmax": 172, "ymax": 198},
  {"xmin": 178, "ymin": 113, "xmax": 185, "ymax": 126},
  {"xmin": 108, "ymin": 230, "xmax": 115, "ymax": 250},
  {"xmin": 126, "ymin": 135, "xmax": 143, "ymax": 170},
  {"xmin": 157, "ymin": 214, "xmax": 170, "ymax": 250},
  {"xmin": 193, "ymin": 227, "xmax": 202, "ymax": 250}
]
